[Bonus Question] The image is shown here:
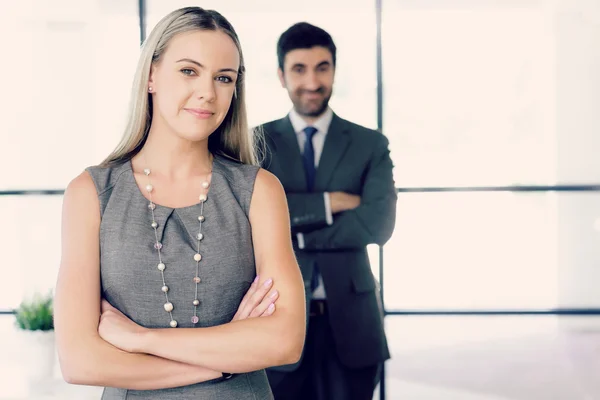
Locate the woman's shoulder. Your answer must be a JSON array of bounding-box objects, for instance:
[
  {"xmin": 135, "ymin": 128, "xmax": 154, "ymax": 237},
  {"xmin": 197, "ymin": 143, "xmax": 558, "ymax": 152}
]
[
  {"xmin": 84, "ymin": 160, "xmax": 130, "ymax": 197},
  {"xmin": 214, "ymin": 155, "xmax": 283, "ymax": 195},
  {"xmin": 212, "ymin": 153, "xmax": 261, "ymax": 194},
  {"xmin": 253, "ymin": 168, "xmax": 283, "ymax": 194}
]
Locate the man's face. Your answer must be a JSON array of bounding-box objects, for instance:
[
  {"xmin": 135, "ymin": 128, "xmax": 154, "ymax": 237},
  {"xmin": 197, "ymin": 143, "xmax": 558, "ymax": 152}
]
[{"xmin": 278, "ymin": 46, "xmax": 334, "ymax": 118}]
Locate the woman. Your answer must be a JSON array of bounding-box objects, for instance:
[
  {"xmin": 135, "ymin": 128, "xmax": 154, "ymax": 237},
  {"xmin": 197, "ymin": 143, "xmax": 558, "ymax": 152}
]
[{"xmin": 54, "ymin": 6, "xmax": 306, "ymax": 399}]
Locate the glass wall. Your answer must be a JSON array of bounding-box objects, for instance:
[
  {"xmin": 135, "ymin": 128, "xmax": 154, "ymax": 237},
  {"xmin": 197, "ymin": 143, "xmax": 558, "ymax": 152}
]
[
  {"xmin": 383, "ymin": 191, "xmax": 560, "ymax": 310},
  {"xmin": 0, "ymin": 0, "xmax": 140, "ymax": 308},
  {"xmin": 383, "ymin": 0, "xmax": 557, "ymax": 188},
  {"xmin": 147, "ymin": 0, "xmax": 378, "ymax": 129},
  {"xmin": 380, "ymin": 0, "xmax": 600, "ymax": 314},
  {"xmin": 1, "ymin": 0, "xmax": 600, "ymax": 399}
]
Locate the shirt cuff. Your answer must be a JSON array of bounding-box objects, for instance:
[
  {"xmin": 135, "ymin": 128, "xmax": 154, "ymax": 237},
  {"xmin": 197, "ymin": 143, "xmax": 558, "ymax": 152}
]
[
  {"xmin": 296, "ymin": 233, "xmax": 305, "ymax": 250},
  {"xmin": 324, "ymin": 192, "xmax": 333, "ymax": 225}
]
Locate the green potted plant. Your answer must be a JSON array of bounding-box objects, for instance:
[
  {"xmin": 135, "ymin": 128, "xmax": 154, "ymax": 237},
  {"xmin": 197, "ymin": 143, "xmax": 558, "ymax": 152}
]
[
  {"xmin": 14, "ymin": 291, "xmax": 56, "ymax": 383},
  {"xmin": 15, "ymin": 292, "xmax": 54, "ymax": 331}
]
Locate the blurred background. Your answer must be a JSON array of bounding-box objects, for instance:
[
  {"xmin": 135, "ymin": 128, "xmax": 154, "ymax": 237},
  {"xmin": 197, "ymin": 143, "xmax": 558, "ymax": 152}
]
[{"xmin": 1, "ymin": 0, "xmax": 600, "ymax": 399}]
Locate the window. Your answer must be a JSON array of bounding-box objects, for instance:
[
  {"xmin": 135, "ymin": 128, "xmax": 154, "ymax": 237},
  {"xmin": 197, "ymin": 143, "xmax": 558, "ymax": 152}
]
[
  {"xmin": 383, "ymin": 0, "xmax": 556, "ymax": 187},
  {"xmin": 381, "ymin": 0, "xmax": 600, "ymax": 312},
  {"xmin": 146, "ymin": 0, "xmax": 378, "ymax": 129},
  {"xmin": 0, "ymin": 0, "xmax": 140, "ymax": 190},
  {"xmin": 0, "ymin": 197, "xmax": 63, "ymax": 309},
  {"xmin": 0, "ymin": 0, "xmax": 140, "ymax": 308},
  {"xmin": 384, "ymin": 191, "xmax": 560, "ymax": 310}
]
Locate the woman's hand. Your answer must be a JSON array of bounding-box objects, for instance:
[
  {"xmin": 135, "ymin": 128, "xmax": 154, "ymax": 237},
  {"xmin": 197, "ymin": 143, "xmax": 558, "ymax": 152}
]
[
  {"xmin": 98, "ymin": 300, "xmax": 147, "ymax": 353},
  {"xmin": 232, "ymin": 276, "xmax": 279, "ymax": 321},
  {"xmin": 99, "ymin": 275, "xmax": 278, "ymax": 353}
]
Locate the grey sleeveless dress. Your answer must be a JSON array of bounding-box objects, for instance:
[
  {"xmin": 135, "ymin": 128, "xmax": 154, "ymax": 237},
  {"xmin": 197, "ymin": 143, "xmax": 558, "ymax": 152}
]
[{"xmin": 86, "ymin": 154, "xmax": 273, "ymax": 400}]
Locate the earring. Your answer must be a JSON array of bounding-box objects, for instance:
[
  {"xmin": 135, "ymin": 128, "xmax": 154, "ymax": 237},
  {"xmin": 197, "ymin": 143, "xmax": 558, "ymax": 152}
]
[
  {"xmin": 234, "ymin": 87, "xmax": 237, "ymax": 99},
  {"xmin": 148, "ymin": 86, "xmax": 153, "ymax": 92}
]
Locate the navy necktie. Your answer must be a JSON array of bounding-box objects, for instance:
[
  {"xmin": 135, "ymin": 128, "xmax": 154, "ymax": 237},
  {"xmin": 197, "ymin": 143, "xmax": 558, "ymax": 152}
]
[
  {"xmin": 302, "ymin": 127, "xmax": 321, "ymax": 293},
  {"xmin": 302, "ymin": 126, "xmax": 318, "ymax": 191}
]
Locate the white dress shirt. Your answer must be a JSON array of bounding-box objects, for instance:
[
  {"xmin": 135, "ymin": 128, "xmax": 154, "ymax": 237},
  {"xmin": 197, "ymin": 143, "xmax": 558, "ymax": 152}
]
[{"xmin": 288, "ymin": 107, "xmax": 334, "ymax": 299}]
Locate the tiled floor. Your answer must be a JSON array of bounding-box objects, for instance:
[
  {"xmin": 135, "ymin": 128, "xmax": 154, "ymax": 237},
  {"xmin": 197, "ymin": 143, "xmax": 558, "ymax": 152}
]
[
  {"xmin": 383, "ymin": 316, "xmax": 600, "ymax": 400},
  {"xmin": 1, "ymin": 316, "xmax": 599, "ymax": 399}
]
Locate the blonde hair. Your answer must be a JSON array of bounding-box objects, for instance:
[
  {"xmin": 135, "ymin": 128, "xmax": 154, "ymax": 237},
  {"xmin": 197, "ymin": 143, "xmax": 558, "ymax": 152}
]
[{"xmin": 101, "ymin": 7, "xmax": 262, "ymax": 166}]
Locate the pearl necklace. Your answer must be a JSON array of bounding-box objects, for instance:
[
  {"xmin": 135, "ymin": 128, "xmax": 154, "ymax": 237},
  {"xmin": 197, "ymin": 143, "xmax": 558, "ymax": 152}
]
[{"xmin": 142, "ymin": 166, "xmax": 211, "ymax": 328}]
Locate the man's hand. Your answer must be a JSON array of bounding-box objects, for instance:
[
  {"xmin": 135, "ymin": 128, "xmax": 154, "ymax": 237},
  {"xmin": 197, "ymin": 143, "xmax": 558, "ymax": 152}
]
[
  {"xmin": 232, "ymin": 276, "xmax": 279, "ymax": 321},
  {"xmin": 329, "ymin": 192, "xmax": 361, "ymax": 214}
]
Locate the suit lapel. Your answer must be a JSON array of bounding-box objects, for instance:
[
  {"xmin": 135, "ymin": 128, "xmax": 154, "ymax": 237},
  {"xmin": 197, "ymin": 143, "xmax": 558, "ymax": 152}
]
[
  {"xmin": 272, "ymin": 116, "xmax": 308, "ymax": 190},
  {"xmin": 314, "ymin": 114, "xmax": 351, "ymax": 191}
]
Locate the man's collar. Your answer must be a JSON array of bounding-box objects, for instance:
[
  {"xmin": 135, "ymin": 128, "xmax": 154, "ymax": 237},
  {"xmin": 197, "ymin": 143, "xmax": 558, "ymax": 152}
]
[{"xmin": 288, "ymin": 107, "xmax": 333, "ymax": 135}]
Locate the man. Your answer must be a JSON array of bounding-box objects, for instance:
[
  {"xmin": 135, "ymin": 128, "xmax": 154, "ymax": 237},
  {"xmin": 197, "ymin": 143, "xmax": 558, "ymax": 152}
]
[{"xmin": 260, "ymin": 22, "xmax": 397, "ymax": 400}]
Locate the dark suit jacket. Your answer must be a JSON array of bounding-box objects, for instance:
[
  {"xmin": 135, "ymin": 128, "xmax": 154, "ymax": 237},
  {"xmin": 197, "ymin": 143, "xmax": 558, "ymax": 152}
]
[{"xmin": 260, "ymin": 112, "xmax": 397, "ymax": 371}]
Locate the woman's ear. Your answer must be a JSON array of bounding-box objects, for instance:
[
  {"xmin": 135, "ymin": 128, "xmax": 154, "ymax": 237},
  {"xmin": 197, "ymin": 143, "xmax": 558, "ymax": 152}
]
[{"xmin": 148, "ymin": 65, "xmax": 156, "ymax": 92}]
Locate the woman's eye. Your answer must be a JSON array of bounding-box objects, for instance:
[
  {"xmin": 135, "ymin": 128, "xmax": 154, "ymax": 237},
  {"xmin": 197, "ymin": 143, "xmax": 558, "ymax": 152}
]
[
  {"xmin": 217, "ymin": 76, "xmax": 233, "ymax": 83},
  {"xmin": 181, "ymin": 68, "xmax": 196, "ymax": 76}
]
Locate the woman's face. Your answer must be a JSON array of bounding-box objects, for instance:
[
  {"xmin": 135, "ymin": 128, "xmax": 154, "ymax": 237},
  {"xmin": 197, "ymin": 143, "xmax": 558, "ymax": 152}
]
[{"xmin": 149, "ymin": 29, "xmax": 240, "ymax": 142}]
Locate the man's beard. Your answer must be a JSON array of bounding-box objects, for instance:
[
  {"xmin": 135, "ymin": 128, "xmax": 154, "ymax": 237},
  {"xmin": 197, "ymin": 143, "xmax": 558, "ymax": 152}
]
[{"xmin": 293, "ymin": 88, "xmax": 331, "ymax": 118}]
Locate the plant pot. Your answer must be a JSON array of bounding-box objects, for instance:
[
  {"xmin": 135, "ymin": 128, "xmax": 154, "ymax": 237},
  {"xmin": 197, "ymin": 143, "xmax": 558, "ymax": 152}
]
[{"xmin": 19, "ymin": 329, "xmax": 56, "ymax": 384}]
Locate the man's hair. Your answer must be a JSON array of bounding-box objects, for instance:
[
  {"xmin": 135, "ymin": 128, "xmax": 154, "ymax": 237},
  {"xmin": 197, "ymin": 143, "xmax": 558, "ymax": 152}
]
[{"xmin": 277, "ymin": 22, "xmax": 337, "ymax": 70}]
